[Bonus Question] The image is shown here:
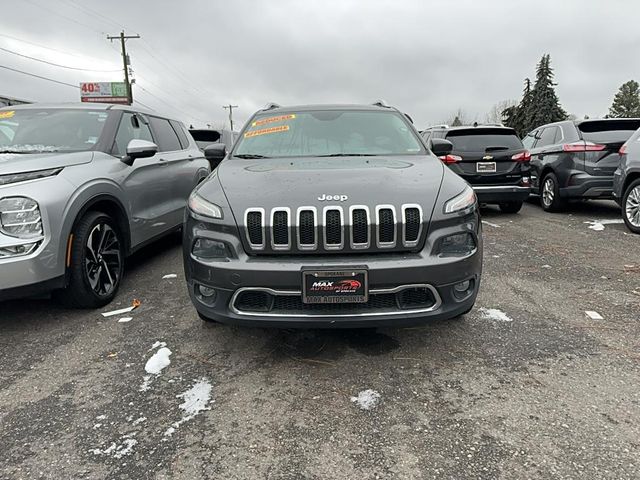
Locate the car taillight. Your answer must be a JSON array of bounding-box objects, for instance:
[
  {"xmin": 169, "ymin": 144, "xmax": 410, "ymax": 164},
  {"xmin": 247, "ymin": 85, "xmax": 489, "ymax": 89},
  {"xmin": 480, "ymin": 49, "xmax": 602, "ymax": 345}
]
[
  {"xmin": 619, "ymin": 144, "xmax": 628, "ymax": 155},
  {"xmin": 439, "ymin": 154, "xmax": 462, "ymax": 164},
  {"xmin": 562, "ymin": 142, "xmax": 606, "ymax": 152},
  {"xmin": 511, "ymin": 151, "xmax": 531, "ymax": 162}
]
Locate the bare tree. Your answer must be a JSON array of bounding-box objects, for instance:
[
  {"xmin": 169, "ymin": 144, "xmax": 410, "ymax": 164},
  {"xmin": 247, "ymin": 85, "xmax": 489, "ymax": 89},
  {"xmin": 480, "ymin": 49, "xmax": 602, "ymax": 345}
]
[{"xmin": 484, "ymin": 99, "xmax": 517, "ymax": 124}]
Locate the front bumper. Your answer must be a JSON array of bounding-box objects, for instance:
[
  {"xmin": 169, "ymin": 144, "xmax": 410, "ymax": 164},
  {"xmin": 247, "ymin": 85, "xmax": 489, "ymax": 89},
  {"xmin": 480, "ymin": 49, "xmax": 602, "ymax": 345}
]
[
  {"xmin": 560, "ymin": 173, "xmax": 614, "ymax": 199},
  {"xmin": 472, "ymin": 185, "xmax": 531, "ymax": 204},
  {"xmin": 183, "ymin": 213, "xmax": 483, "ymax": 328}
]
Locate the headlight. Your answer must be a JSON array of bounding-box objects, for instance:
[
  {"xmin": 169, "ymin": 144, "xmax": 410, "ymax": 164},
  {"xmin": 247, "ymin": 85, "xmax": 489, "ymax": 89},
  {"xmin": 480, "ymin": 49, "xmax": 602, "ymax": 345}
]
[
  {"xmin": 0, "ymin": 197, "xmax": 43, "ymax": 238},
  {"xmin": 0, "ymin": 168, "xmax": 62, "ymax": 186},
  {"xmin": 188, "ymin": 191, "xmax": 223, "ymax": 219},
  {"xmin": 444, "ymin": 185, "xmax": 476, "ymax": 214}
]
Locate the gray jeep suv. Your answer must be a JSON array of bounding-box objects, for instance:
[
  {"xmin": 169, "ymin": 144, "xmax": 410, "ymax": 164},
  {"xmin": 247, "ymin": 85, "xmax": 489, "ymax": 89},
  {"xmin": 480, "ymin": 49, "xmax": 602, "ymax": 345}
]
[
  {"xmin": 183, "ymin": 103, "xmax": 483, "ymax": 328},
  {"xmin": 0, "ymin": 103, "xmax": 209, "ymax": 307}
]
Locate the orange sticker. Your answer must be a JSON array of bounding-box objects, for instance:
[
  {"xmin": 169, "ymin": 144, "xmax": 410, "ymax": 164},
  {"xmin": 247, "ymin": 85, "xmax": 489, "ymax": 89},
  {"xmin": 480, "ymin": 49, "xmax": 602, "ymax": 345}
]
[
  {"xmin": 244, "ymin": 125, "xmax": 290, "ymax": 138},
  {"xmin": 252, "ymin": 114, "xmax": 296, "ymax": 127},
  {"xmin": 0, "ymin": 111, "xmax": 15, "ymax": 119}
]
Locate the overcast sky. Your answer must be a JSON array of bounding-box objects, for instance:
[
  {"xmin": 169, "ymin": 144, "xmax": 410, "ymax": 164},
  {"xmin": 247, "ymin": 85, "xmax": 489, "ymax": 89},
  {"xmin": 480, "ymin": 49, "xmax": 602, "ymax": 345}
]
[{"xmin": 1, "ymin": 0, "xmax": 638, "ymax": 129}]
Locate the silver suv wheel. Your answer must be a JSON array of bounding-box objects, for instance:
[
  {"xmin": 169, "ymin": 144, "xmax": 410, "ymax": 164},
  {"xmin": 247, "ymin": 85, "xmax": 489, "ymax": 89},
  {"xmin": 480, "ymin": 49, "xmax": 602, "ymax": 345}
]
[
  {"xmin": 85, "ymin": 223, "xmax": 122, "ymax": 296},
  {"xmin": 625, "ymin": 185, "xmax": 640, "ymax": 228}
]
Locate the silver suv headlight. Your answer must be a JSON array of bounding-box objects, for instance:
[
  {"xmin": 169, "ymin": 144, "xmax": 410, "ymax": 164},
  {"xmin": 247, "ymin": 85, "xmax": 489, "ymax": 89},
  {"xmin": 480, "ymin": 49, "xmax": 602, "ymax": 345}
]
[
  {"xmin": 0, "ymin": 167, "xmax": 62, "ymax": 186},
  {"xmin": 0, "ymin": 196, "xmax": 43, "ymax": 238},
  {"xmin": 444, "ymin": 185, "xmax": 476, "ymax": 214}
]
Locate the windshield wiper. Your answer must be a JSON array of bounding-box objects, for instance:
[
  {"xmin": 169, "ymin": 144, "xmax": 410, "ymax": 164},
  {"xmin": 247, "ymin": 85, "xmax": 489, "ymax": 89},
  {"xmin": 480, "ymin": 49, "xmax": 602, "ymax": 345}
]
[
  {"xmin": 316, "ymin": 153, "xmax": 378, "ymax": 157},
  {"xmin": 234, "ymin": 154, "xmax": 271, "ymax": 159}
]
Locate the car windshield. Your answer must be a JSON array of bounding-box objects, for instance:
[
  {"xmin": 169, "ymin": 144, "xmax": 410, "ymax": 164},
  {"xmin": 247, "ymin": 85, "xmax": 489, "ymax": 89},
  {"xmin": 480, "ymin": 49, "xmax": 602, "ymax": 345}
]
[
  {"xmin": 0, "ymin": 108, "xmax": 109, "ymax": 153},
  {"xmin": 233, "ymin": 110, "xmax": 424, "ymax": 158},
  {"xmin": 445, "ymin": 129, "xmax": 523, "ymax": 152}
]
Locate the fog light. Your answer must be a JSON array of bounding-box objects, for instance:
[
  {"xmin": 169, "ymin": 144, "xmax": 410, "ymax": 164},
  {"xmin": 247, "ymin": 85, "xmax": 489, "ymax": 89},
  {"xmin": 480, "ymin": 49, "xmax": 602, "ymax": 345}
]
[
  {"xmin": 453, "ymin": 278, "xmax": 475, "ymax": 300},
  {"xmin": 522, "ymin": 177, "xmax": 530, "ymax": 185},
  {"xmin": 192, "ymin": 238, "xmax": 228, "ymax": 259},
  {"xmin": 438, "ymin": 232, "xmax": 476, "ymax": 257},
  {"xmin": 198, "ymin": 285, "xmax": 216, "ymax": 298}
]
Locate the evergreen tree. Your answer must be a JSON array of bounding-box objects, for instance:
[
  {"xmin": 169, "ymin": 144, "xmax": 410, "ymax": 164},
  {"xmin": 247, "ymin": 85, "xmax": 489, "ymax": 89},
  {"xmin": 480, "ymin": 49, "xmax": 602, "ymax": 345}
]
[
  {"xmin": 451, "ymin": 115, "xmax": 462, "ymax": 126},
  {"xmin": 528, "ymin": 54, "xmax": 567, "ymax": 129},
  {"xmin": 608, "ymin": 80, "xmax": 640, "ymax": 118},
  {"xmin": 503, "ymin": 78, "xmax": 533, "ymax": 137}
]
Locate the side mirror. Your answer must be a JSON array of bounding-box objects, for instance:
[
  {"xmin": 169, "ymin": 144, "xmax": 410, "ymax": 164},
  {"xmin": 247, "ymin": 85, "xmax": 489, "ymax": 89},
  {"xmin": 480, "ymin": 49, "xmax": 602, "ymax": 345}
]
[
  {"xmin": 430, "ymin": 138, "xmax": 453, "ymax": 157},
  {"xmin": 204, "ymin": 143, "xmax": 226, "ymax": 169},
  {"xmin": 122, "ymin": 139, "xmax": 158, "ymax": 166}
]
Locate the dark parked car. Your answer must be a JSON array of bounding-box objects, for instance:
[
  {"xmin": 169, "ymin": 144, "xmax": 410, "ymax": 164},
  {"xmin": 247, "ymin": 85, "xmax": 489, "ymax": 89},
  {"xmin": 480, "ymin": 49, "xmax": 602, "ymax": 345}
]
[
  {"xmin": 183, "ymin": 103, "xmax": 483, "ymax": 328},
  {"xmin": 613, "ymin": 128, "xmax": 640, "ymax": 233},
  {"xmin": 523, "ymin": 118, "xmax": 640, "ymax": 211},
  {"xmin": 421, "ymin": 124, "xmax": 531, "ymax": 213},
  {"xmin": 189, "ymin": 128, "xmax": 237, "ymax": 169}
]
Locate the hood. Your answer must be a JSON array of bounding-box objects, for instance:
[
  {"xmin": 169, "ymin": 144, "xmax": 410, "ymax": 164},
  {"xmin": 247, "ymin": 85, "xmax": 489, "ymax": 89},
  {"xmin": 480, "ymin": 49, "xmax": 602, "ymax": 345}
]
[
  {"xmin": 218, "ymin": 155, "xmax": 444, "ymax": 218},
  {"xmin": 0, "ymin": 151, "xmax": 94, "ymax": 175}
]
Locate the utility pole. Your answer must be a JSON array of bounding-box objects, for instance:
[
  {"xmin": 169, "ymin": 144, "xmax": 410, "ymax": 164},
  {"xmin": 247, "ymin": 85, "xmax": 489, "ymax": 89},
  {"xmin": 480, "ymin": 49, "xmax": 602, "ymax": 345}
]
[
  {"xmin": 107, "ymin": 31, "xmax": 140, "ymax": 105},
  {"xmin": 223, "ymin": 104, "xmax": 238, "ymax": 131}
]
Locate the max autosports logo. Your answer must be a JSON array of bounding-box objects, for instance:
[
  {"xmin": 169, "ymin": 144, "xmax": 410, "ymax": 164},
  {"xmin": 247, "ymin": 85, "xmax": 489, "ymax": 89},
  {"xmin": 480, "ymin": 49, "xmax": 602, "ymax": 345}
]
[{"xmin": 310, "ymin": 280, "xmax": 362, "ymax": 293}]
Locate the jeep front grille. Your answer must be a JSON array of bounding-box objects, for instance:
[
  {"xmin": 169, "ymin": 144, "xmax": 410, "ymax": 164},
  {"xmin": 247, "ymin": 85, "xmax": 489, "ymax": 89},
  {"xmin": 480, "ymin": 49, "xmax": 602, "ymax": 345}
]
[{"xmin": 243, "ymin": 204, "xmax": 423, "ymax": 253}]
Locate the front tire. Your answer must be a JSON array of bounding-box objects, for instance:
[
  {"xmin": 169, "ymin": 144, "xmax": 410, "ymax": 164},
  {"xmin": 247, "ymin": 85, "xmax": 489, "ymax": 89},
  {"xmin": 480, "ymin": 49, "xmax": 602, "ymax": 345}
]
[
  {"xmin": 622, "ymin": 179, "xmax": 640, "ymax": 234},
  {"xmin": 540, "ymin": 172, "xmax": 566, "ymax": 212},
  {"xmin": 55, "ymin": 211, "xmax": 124, "ymax": 308},
  {"xmin": 498, "ymin": 201, "xmax": 523, "ymax": 214}
]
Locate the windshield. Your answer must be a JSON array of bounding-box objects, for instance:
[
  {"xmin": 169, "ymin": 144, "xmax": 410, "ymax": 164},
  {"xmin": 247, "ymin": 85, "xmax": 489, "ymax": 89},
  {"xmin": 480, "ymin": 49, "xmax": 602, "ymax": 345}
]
[
  {"xmin": 0, "ymin": 109, "xmax": 109, "ymax": 153},
  {"xmin": 445, "ymin": 128, "xmax": 523, "ymax": 153},
  {"xmin": 233, "ymin": 110, "xmax": 424, "ymax": 158}
]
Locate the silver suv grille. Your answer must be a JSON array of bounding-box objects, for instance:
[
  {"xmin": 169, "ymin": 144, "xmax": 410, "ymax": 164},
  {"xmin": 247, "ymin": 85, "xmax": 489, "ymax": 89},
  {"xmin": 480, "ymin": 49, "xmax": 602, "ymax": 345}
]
[{"xmin": 244, "ymin": 204, "xmax": 423, "ymax": 254}]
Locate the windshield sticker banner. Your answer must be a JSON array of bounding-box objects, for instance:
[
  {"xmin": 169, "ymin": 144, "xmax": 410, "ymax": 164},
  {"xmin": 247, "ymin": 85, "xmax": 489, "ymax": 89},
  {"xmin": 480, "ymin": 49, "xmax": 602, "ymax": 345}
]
[
  {"xmin": 245, "ymin": 125, "xmax": 290, "ymax": 138},
  {"xmin": 0, "ymin": 111, "xmax": 15, "ymax": 119},
  {"xmin": 252, "ymin": 114, "xmax": 296, "ymax": 127}
]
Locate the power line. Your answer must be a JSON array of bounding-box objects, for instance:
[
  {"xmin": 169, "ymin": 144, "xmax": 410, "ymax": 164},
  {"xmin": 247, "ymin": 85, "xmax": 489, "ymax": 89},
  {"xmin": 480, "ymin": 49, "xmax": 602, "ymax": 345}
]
[
  {"xmin": 0, "ymin": 64, "xmax": 79, "ymax": 89},
  {"xmin": 136, "ymin": 84, "xmax": 208, "ymax": 123},
  {"xmin": 62, "ymin": 0, "xmax": 132, "ymax": 31},
  {"xmin": 23, "ymin": 0, "xmax": 108, "ymax": 36},
  {"xmin": 0, "ymin": 46, "xmax": 120, "ymax": 72},
  {"xmin": 0, "ymin": 33, "xmax": 90, "ymax": 60}
]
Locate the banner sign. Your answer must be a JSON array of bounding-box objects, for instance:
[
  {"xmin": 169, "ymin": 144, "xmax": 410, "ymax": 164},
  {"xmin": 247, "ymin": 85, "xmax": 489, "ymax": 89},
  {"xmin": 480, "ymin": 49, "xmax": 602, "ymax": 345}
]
[{"xmin": 80, "ymin": 82, "xmax": 128, "ymax": 104}]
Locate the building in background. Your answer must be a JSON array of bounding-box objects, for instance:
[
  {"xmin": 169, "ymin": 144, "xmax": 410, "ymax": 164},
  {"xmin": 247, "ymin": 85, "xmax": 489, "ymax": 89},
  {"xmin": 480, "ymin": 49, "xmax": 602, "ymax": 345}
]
[{"xmin": 0, "ymin": 95, "xmax": 31, "ymax": 107}]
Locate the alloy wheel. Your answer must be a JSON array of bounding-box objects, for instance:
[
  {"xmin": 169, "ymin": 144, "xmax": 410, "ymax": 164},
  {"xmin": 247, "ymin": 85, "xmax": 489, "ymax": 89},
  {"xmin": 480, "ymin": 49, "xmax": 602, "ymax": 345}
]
[
  {"xmin": 542, "ymin": 178, "xmax": 555, "ymax": 207},
  {"xmin": 84, "ymin": 223, "xmax": 122, "ymax": 296},
  {"xmin": 626, "ymin": 185, "xmax": 640, "ymax": 227}
]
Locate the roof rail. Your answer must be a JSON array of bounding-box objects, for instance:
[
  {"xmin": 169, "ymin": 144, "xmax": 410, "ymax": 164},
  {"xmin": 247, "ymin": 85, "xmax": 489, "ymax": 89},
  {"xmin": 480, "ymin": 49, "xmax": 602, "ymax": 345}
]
[
  {"xmin": 473, "ymin": 122, "xmax": 504, "ymax": 127},
  {"xmin": 424, "ymin": 124, "xmax": 449, "ymax": 130},
  {"xmin": 262, "ymin": 102, "xmax": 281, "ymax": 110},
  {"xmin": 372, "ymin": 99, "xmax": 390, "ymax": 108}
]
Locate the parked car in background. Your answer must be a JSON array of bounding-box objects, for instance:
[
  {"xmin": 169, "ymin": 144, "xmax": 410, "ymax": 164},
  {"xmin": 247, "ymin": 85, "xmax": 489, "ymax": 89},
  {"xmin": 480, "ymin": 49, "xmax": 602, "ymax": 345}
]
[
  {"xmin": 421, "ymin": 124, "xmax": 531, "ymax": 213},
  {"xmin": 614, "ymin": 127, "xmax": 640, "ymax": 233},
  {"xmin": 0, "ymin": 103, "xmax": 209, "ymax": 307},
  {"xmin": 183, "ymin": 103, "xmax": 482, "ymax": 328},
  {"xmin": 189, "ymin": 128, "xmax": 237, "ymax": 169},
  {"xmin": 522, "ymin": 118, "xmax": 640, "ymax": 211}
]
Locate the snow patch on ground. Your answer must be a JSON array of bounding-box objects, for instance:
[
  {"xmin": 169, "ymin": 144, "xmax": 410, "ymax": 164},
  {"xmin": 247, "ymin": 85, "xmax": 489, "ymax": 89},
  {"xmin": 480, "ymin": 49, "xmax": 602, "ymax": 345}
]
[
  {"xmin": 90, "ymin": 438, "xmax": 137, "ymax": 459},
  {"xmin": 149, "ymin": 341, "xmax": 166, "ymax": 351},
  {"xmin": 585, "ymin": 310, "xmax": 604, "ymax": 320},
  {"xmin": 131, "ymin": 416, "xmax": 147, "ymax": 426},
  {"xmin": 479, "ymin": 307, "xmax": 513, "ymax": 322},
  {"xmin": 163, "ymin": 378, "xmax": 213, "ymax": 437},
  {"xmin": 118, "ymin": 317, "xmax": 132, "ymax": 323},
  {"xmin": 145, "ymin": 347, "xmax": 172, "ymax": 375},
  {"xmin": 584, "ymin": 219, "xmax": 624, "ymax": 231},
  {"xmin": 350, "ymin": 389, "xmax": 381, "ymax": 410},
  {"xmin": 162, "ymin": 273, "xmax": 178, "ymax": 279},
  {"xmin": 482, "ymin": 220, "xmax": 501, "ymax": 228}
]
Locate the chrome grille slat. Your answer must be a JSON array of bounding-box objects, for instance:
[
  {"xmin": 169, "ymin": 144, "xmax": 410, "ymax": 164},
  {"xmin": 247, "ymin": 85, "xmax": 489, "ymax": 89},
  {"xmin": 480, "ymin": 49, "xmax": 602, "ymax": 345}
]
[{"xmin": 244, "ymin": 204, "xmax": 422, "ymax": 253}]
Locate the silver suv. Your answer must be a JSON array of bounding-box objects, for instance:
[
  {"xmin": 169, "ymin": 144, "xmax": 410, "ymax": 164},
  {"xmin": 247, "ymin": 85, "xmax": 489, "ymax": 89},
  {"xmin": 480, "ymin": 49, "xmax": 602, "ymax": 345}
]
[{"xmin": 0, "ymin": 103, "xmax": 209, "ymax": 307}]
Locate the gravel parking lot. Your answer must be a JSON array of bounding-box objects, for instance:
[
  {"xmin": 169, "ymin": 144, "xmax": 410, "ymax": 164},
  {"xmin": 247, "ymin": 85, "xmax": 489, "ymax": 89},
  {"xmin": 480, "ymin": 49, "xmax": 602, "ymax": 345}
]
[{"xmin": 1, "ymin": 199, "xmax": 639, "ymax": 480}]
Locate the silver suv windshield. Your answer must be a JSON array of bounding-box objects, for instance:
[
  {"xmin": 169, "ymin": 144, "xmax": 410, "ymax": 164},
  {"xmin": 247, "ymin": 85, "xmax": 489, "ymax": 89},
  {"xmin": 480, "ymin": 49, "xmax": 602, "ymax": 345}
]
[
  {"xmin": 0, "ymin": 108, "xmax": 109, "ymax": 153},
  {"xmin": 233, "ymin": 110, "xmax": 424, "ymax": 158}
]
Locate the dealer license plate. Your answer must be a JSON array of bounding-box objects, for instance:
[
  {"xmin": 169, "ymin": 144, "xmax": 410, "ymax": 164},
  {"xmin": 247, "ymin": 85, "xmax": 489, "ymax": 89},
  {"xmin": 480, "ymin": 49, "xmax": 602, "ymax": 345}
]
[
  {"xmin": 302, "ymin": 269, "xmax": 368, "ymax": 304},
  {"xmin": 477, "ymin": 162, "xmax": 497, "ymax": 173}
]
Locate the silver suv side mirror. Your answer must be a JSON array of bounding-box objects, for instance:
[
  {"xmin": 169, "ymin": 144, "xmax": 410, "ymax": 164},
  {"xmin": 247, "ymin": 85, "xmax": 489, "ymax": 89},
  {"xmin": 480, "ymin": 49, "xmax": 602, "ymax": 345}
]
[{"xmin": 122, "ymin": 139, "xmax": 158, "ymax": 166}]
